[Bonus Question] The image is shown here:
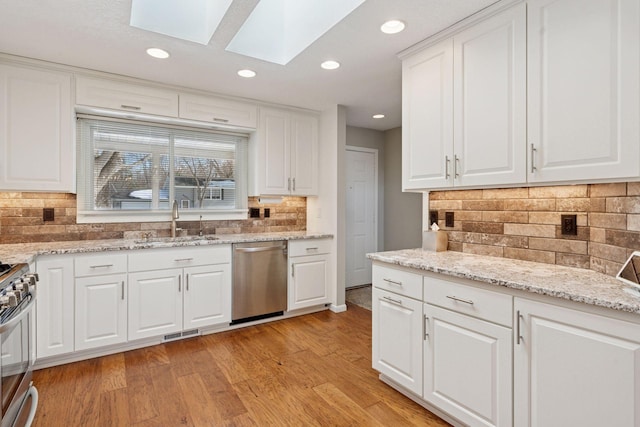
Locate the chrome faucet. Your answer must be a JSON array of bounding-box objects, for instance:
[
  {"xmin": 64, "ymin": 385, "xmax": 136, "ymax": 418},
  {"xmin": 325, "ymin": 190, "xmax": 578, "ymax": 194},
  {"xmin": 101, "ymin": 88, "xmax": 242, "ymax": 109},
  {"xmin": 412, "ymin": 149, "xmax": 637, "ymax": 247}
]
[{"xmin": 171, "ymin": 200, "xmax": 179, "ymax": 238}]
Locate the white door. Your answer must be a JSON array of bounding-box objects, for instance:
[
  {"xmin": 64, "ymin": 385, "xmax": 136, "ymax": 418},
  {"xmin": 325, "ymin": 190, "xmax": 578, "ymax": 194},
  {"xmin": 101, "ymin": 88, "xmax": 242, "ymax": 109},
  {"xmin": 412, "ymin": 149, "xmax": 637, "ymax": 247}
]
[
  {"xmin": 424, "ymin": 304, "xmax": 512, "ymax": 427},
  {"xmin": 288, "ymin": 254, "xmax": 330, "ymax": 310},
  {"xmin": 402, "ymin": 38, "xmax": 454, "ymax": 190},
  {"xmin": 345, "ymin": 148, "xmax": 377, "ymax": 288},
  {"xmin": 514, "ymin": 298, "xmax": 640, "ymax": 427},
  {"xmin": 527, "ymin": 0, "xmax": 640, "ymax": 182},
  {"xmin": 453, "ymin": 3, "xmax": 526, "ymax": 187},
  {"xmin": 372, "ymin": 287, "xmax": 423, "ymax": 395},
  {"xmin": 128, "ymin": 269, "xmax": 183, "ymax": 340},
  {"xmin": 290, "ymin": 113, "xmax": 318, "ymax": 196},
  {"xmin": 183, "ymin": 264, "xmax": 231, "ymax": 329},
  {"xmin": 259, "ymin": 107, "xmax": 290, "ymax": 195},
  {"xmin": 75, "ymin": 274, "xmax": 127, "ymax": 351}
]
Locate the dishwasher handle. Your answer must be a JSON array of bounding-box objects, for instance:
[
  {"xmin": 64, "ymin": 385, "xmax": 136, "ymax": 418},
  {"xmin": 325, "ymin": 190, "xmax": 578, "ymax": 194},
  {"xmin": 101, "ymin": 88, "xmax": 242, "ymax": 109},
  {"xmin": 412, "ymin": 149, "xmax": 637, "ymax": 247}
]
[{"xmin": 234, "ymin": 245, "xmax": 286, "ymax": 254}]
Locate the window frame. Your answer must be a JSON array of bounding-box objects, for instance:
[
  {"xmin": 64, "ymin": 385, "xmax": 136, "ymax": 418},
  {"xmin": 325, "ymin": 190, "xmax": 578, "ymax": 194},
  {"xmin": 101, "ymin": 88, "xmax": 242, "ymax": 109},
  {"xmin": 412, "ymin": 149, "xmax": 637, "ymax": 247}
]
[{"xmin": 76, "ymin": 115, "xmax": 249, "ymax": 224}]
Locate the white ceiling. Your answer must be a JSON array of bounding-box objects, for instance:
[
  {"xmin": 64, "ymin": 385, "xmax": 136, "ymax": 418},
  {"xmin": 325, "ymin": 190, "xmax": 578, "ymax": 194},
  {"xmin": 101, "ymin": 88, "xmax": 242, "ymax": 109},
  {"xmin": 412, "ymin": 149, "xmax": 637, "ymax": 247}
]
[{"xmin": 0, "ymin": 0, "xmax": 497, "ymax": 131}]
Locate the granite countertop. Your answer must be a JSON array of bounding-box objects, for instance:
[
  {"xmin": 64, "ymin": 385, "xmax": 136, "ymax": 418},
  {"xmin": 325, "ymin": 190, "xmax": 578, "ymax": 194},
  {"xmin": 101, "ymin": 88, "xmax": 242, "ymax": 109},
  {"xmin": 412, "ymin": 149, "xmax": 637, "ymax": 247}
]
[
  {"xmin": 367, "ymin": 249, "xmax": 640, "ymax": 315},
  {"xmin": 0, "ymin": 231, "xmax": 333, "ymax": 265}
]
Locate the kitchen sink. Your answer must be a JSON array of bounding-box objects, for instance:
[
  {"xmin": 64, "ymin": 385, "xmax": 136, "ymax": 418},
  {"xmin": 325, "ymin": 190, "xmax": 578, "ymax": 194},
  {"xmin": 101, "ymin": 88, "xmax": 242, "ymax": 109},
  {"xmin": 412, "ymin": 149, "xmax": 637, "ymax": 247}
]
[{"xmin": 134, "ymin": 235, "xmax": 219, "ymax": 244}]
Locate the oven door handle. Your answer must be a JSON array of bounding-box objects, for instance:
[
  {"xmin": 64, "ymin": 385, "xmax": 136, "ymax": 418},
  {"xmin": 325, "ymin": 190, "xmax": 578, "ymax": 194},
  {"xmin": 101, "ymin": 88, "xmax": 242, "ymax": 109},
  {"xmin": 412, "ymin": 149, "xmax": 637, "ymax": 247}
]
[
  {"xmin": 0, "ymin": 294, "xmax": 35, "ymax": 334},
  {"xmin": 23, "ymin": 384, "xmax": 39, "ymax": 427}
]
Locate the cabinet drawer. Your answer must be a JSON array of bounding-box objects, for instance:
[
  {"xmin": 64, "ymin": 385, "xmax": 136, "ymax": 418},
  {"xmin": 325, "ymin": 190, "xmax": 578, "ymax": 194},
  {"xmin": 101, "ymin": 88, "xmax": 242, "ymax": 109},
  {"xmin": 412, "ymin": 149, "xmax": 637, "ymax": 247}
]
[
  {"xmin": 75, "ymin": 253, "xmax": 127, "ymax": 277},
  {"xmin": 373, "ymin": 264, "xmax": 422, "ymax": 300},
  {"xmin": 76, "ymin": 76, "xmax": 179, "ymax": 117},
  {"xmin": 289, "ymin": 239, "xmax": 331, "ymax": 257},
  {"xmin": 179, "ymin": 93, "xmax": 257, "ymax": 128},
  {"xmin": 128, "ymin": 245, "xmax": 231, "ymax": 272},
  {"xmin": 424, "ymin": 275, "xmax": 512, "ymax": 327}
]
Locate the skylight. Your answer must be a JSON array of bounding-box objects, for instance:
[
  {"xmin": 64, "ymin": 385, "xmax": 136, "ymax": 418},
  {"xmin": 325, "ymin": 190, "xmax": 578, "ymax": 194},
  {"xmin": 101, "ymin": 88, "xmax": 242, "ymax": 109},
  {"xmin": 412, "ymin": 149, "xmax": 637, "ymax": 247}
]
[
  {"xmin": 225, "ymin": 0, "xmax": 366, "ymax": 65},
  {"xmin": 130, "ymin": 0, "xmax": 233, "ymax": 45}
]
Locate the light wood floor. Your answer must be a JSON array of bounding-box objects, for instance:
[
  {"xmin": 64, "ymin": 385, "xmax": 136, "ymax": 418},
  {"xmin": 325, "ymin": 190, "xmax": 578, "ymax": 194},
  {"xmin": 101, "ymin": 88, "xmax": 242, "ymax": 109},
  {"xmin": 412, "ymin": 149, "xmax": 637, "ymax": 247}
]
[{"xmin": 32, "ymin": 304, "xmax": 450, "ymax": 426}]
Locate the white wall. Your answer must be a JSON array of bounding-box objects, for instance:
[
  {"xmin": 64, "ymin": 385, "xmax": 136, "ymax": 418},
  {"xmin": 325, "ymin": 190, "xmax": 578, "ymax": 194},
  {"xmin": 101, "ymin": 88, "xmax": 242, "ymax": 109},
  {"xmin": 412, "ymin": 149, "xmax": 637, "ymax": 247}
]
[
  {"xmin": 345, "ymin": 125, "xmax": 385, "ymax": 251},
  {"xmin": 307, "ymin": 104, "xmax": 347, "ymax": 311},
  {"xmin": 383, "ymin": 127, "xmax": 422, "ymax": 250}
]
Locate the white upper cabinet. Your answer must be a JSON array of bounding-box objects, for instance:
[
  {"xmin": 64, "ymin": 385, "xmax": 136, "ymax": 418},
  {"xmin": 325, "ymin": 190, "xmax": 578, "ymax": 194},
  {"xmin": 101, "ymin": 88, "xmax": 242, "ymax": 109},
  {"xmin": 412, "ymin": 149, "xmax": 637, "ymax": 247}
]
[
  {"xmin": 76, "ymin": 76, "xmax": 179, "ymax": 117},
  {"xmin": 179, "ymin": 93, "xmax": 257, "ymax": 129},
  {"xmin": 527, "ymin": 0, "xmax": 640, "ymax": 183},
  {"xmin": 257, "ymin": 107, "xmax": 318, "ymax": 196},
  {"xmin": 454, "ymin": 3, "xmax": 526, "ymax": 187},
  {"xmin": 402, "ymin": 39, "xmax": 453, "ymax": 190},
  {"xmin": 402, "ymin": 3, "xmax": 526, "ymax": 191},
  {"xmin": 0, "ymin": 64, "xmax": 74, "ymax": 192}
]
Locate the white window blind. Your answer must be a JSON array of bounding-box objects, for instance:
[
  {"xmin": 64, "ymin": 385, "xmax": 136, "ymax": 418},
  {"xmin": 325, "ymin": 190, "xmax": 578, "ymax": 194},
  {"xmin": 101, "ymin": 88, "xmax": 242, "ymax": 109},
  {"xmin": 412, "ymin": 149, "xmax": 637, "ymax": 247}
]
[{"xmin": 77, "ymin": 117, "xmax": 248, "ymax": 220}]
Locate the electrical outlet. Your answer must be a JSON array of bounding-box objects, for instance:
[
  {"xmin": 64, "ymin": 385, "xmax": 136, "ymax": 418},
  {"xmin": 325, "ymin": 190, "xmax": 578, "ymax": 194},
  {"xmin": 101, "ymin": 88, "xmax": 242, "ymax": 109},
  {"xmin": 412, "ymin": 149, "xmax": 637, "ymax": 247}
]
[
  {"xmin": 561, "ymin": 214, "xmax": 577, "ymax": 235},
  {"xmin": 429, "ymin": 210, "xmax": 438, "ymax": 226},
  {"xmin": 43, "ymin": 208, "xmax": 54, "ymax": 222},
  {"xmin": 445, "ymin": 212, "xmax": 454, "ymax": 228},
  {"xmin": 249, "ymin": 208, "xmax": 260, "ymax": 218},
  {"xmin": 264, "ymin": 208, "xmax": 270, "ymax": 218}
]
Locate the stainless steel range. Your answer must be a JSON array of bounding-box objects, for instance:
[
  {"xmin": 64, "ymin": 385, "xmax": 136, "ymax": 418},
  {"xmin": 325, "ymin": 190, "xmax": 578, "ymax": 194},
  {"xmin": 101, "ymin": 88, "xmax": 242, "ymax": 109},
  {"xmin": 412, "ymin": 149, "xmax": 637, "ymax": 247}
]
[{"xmin": 0, "ymin": 263, "xmax": 38, "ymax": 427}]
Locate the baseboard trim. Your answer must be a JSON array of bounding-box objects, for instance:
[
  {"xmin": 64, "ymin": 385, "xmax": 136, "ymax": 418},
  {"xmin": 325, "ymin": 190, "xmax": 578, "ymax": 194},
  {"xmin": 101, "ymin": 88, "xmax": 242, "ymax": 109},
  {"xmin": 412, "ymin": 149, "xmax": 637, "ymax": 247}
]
[{"xmin": 329, "ymin": 303, "xmax": 348, "ymax": 313}]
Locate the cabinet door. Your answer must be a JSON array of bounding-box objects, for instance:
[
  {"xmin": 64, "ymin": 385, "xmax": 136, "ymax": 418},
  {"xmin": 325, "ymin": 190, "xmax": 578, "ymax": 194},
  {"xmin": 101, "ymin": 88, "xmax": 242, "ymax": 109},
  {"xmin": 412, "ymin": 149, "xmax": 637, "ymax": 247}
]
[
  {"xmin": 128, "ymin": 269, "xmax": 182, "ymax": 340},
  {"xmin": 402, "ymin": 39, "xmax": 453, "ymax": 190},
  {"xmin": 35, "ymin": 256, "xmax": 74, "ymax": 358},
  {"xmin": 259, "ymin": 108, "xmax": 291, "ymax": 195},
  {"xmin": 528, "ymin": 0, "xmax": 640, "ymax": 183},
  {"xmin": 372, "ymin": 287, "xmax": 423, "ymax": 395},
  {"xmin": 183, "ymin": 264, "xmax": 231, "ymax": 329},
  {"xmin": 0, "ymin": 64, "xmax": 73, "ymax": 192},
  {"xmin": 179, "ymin": 93, "xmax": 257, "ymax": 128},
  {"xmin": 76, "ymin": 76, "xmax": 179, "ymax": 117},
  {"xmin": 424, "ymin": 304, "xmax": 512, "ymax": 427},
  {"xmin": 290, "ymin": 113, "xmax": 318, "ymax": 196},
  {"xmin": 75, "ymin": 274, "xmax": 127, "ymax": 351},
  {"xmin": 288, "ymin": 254, "xmax": 330, "ymax": 310},
  {"xmin": 514, "ymin": 298, "xmax": 640, "ymax": 427},
  {"xmin": 453, "ymin": 4, "xmax": 526, "ymax": 187}
]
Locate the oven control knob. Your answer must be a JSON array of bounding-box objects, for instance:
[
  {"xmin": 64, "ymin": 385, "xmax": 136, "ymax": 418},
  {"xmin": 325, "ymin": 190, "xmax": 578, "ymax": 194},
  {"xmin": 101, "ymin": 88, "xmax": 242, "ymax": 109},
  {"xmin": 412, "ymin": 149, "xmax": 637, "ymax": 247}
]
[{"xmin": 6, "ymin": 291, "xmax": 17, "ymax": 307}]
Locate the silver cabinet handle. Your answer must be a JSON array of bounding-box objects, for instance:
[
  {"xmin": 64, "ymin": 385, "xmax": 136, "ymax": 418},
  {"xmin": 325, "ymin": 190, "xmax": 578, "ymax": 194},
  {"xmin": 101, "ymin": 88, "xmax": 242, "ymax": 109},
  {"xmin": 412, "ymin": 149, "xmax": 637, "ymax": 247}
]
[
  {"xmin": 291, "ymin": 263, "xmax": 295, "ymax": 277},
  {"xmin": 454, "ymin": 155, "xmax": 460, "ymax": 178},
  {"xmin": 446, "ymin": 295, "xmax": 474, "ymax": 305},
  {"xmin": 186, "ymin": 274, "xmax": 189, "ymax": 291},
  {"xmin": 292, "ymin": 178, "xmax": 296, "ymax": 191},
  {"xmin": 382, "ymin": 296, "xmax": 402, "ymax": 305},
  {"xmin": 90, "ymin": 264, "xmax": 113, "ymax": 269},
  {"xmin": 174, "ymin": 258, "xmax": 194, "ymax": 262},
  {"xmin": 383, "ymin": 278, "xmax": 402, "ymax": 286},
  {"xmin": 178, "ymin": 275, "xmax": 181, "ymax": 292},
  {"xmin": 445, "ymin": 155, "xmax": 450, "ymax": 179},
  {"xmin": 213, "ymin": 117, "xmax": 229, "ymax": 123},
  {"xmin": 517, "ymin": 310, "xmax": 523, "ymax": 345},
  {"xmin": 288, "ymin": 178, "xmax": 291, "ymax": 191},
  {"xmin": 305, "ymin": 247, "xmax": 319, "ymax": 251},
  {"xmin": 121, "ymin": 281, "xmax": 125, "ymax": 300},
  {"xmin": 424, "ymin": 314, "xmax": 429, "ymax": 340},
  {"xmin": 530, "ymin": 143, "xmax": 537, "ymax": 173},
  {"xmin": 120, "ymin": 104, "xmax": 141, "ymax": 110}
]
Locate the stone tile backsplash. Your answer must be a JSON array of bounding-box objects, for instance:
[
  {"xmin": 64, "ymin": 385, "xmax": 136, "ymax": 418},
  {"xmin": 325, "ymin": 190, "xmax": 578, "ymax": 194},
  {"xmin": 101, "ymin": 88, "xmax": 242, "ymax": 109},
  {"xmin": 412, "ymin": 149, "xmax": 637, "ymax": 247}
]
[
  {"xmin": 0, "ymin": 193, "xmax": 306, "ymax": 244},
  {"xmin": 430, "ymin": 183, "xmax": 640, "ymax": 277}
]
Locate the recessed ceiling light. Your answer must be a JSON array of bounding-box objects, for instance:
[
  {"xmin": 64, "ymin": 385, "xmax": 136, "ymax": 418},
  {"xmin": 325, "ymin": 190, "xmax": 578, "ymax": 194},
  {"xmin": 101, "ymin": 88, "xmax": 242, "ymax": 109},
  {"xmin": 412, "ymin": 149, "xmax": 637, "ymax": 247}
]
[
  {"xmin": 321, "ymin": 60, "xmax": 340, "ymax": 70},
  {"xmin": 381, "ymin": 20, "xmax": 406, "ymax": 34},
  {"xmin": 146, "ymin": 48, "xmax": 170, "ymax": 59},
  {"xmin": 373, "ymin": 114, "xmax": 385, "ymax": 119},
  {"xmin": 237, "ymin": 69, "xmax": 257, "ymax": 78}
]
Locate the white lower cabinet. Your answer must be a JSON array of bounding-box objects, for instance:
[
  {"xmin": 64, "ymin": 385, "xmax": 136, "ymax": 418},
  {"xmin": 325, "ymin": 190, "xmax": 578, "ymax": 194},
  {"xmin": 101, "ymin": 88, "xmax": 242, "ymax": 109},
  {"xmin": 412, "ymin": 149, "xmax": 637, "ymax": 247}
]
[
  {"xmin": 183, "ymin": 264, "xmax": 231, "ymax": 329},
  {"xmin": 288, "ymin": 239, "xmax": 331, "ymax": 310},
  {"xmin": 514, "ymin": 298, "xmax": 640, "ymax": 427},
  {"xmin": 372, "ymin": 287, "xmax": 423, "ymax": 395},
  {"xmin": 128, "ymin": 269, "xmax": 183, "ymax": 340},
  {"xmin": 75, "ymin": 274, "xmax": 127, "ymax": 351},
  {"xmin": 35, "ymin": 256, "xmax": 74, "ymax": 359},
  {"xmin": 424, "ymin": 304, "xmax": 512, "ymax": 427}
]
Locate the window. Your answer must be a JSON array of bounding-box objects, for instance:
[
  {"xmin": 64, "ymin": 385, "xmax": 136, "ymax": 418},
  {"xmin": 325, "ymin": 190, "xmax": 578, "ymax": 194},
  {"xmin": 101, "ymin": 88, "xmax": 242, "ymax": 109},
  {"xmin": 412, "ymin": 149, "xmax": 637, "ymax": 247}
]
[{"xmin": 77, "ymin": 117, "xmax": 248, "ymax": 222}]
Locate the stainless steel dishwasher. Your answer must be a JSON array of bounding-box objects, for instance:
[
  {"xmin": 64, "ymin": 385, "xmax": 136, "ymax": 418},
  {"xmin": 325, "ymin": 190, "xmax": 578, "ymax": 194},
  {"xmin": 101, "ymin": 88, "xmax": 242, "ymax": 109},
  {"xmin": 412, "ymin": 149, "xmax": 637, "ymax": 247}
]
[{"xmin": 232, "ymin": 240, "xmax": 288, "ymax": 324}]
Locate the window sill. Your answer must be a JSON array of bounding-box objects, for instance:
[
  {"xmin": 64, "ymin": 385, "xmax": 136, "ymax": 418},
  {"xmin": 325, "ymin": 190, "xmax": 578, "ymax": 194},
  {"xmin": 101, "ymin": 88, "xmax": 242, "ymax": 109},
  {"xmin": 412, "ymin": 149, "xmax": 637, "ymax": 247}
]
[{"xmin": 76, "ymin": 209, "xmax": 248, "ymax": 224}]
